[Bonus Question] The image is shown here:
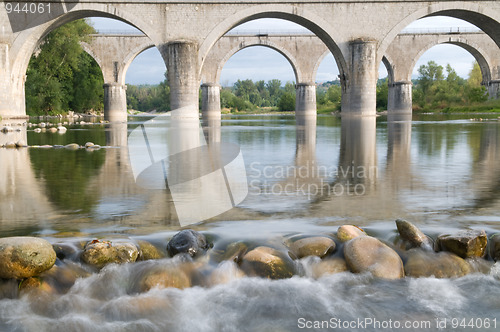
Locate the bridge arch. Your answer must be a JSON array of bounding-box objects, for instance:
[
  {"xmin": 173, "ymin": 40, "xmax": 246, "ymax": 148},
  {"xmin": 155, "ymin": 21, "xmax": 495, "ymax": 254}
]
[
  {"xmin": 10, "ymin": 4, "xmax": 157, "ymax": 116},
  {"xmin": 408, "ymin": 37, "xmax": 492, "ymax": 84},
  {"xmin": 379, "ymin": 3, "xmax": 500, "ymax": 65},
  {"xmin": 215, "ymin": 43, "xmax": 301, "ymax": 85},
  {"xmin": 199, "ymin": 4, "xmax": 347, "ymax": 88}
]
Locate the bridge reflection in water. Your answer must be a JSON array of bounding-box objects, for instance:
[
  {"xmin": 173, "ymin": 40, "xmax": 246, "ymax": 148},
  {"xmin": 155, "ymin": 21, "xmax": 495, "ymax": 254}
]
[{"xmin": 2, "ymin": 114, "xmax": 500, "ymax": 233}]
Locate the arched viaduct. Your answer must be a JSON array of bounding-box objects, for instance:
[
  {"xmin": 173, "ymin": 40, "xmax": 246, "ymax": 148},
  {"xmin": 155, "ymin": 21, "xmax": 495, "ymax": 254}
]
[
  {"xmin": 81, "ymin": 31, "xmax": 500, "ymax": 119},
  {"xmin": 2, "ymin": 0, "xmax": 500, "ymax": 120}
]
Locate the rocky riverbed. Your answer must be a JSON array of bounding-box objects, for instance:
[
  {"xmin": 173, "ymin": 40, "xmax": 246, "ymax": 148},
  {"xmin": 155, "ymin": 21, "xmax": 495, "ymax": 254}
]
[{"xmin": 1, "ymin": 219, "xmax": 498, "ymax": 300}]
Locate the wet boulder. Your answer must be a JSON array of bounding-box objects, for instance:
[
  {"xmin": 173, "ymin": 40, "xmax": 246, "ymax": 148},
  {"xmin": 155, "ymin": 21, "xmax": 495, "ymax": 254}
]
[
  {"xmin": 490, "ymin": 234, "xmax": 500, "ymax": 261},
  {"xmin": 395, "ymin": 219, "xmax": 433, "ymax": 250},
  {"xmin": 81, "ymin": 239, "xmax": 139, "ymax": 269},
  {"xmin": 337, "ymin": 225, "xmax": 366, "ymax": 242},
  {"xmin": 137, "ymin": 266, "xmax": 191, "ymax": 292},
  {"xmin": 210, "ymin": 241, "xmax": 248, "ymax": 264},
  {"xmin": 137, "ymin": 240, "xmax": 165, "ymax": 261},
  {"xmin": 404, "ymin": 250, "xmax": 471, "ymax": 278},
  {"xmin": 167, "ymin": 229, "xmax": 210, "ymax": 257},
  {"xmin": 289, "ymin": 236, "xmax": 336, "ymax": 259},
  {"xmin": 240, "ymin": 246, "xmax": 295, "ymax": 279},
  {"xmin": 0, "ymin": 237, "xmax": 57, "ymax": 279},
  {"xmin": 437, "ymin": 229, "xmax": 487, "ymax": 258},
  {"xmin": 344, "ymin": 236, "xmax": 404, "ymax": 279},
  {"xmin": 311, "ymin": 257, "xmax": 348, "ymax": 279}
]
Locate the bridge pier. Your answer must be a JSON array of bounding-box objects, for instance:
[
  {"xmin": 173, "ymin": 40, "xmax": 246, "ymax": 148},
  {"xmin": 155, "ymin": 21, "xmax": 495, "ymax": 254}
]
[
  {"xmin": 388, "ymin": 81, "xmax": 412, "ymax": 114},
  {"xmin": 164, "ymin": 41, "xmax": 200, "ymax": 118},
  {"xmin": 201, "ymin": 83, "xmax": 221, "ymax": 120},
  {"xmin": 295, "ymin": 83, "xmax": 317, "ymax": 118},
  {"xmin": 342, "ymin": 40, "xmax": 377, "ymax": 116},
  {"xmin": 104, "ymin": 83, "xmax": 128, "ymax": 122},
  {"xmin": 488, "ymin": 80, "xmax": 500, "ymax": 99}
]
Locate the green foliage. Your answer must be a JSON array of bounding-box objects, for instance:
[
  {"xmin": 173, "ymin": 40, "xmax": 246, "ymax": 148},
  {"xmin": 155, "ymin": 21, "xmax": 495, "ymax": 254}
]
[
  {"xmin": 412, "ymin": 61, "xmax": 488, "ymax": 112},
  {"xmin": 376, "ymin": 78, "xmax": 388, "ymax": 110},
  {"xmin": 126, "ymin": 73, "xmax": 170, "ymax": 112},
  {"xmin": 278, "ymin": 92, "xmax": 295, "ymax": 112},
  {"xmin": 25, "ymin": 19, "xmax": 103, "ymax": 115}
]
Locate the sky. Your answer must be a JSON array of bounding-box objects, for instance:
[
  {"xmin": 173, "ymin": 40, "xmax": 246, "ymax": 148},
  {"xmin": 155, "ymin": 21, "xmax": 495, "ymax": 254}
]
[{"xmin": 90, "ymin": 16, "xmax": 479, "ymax": 86}]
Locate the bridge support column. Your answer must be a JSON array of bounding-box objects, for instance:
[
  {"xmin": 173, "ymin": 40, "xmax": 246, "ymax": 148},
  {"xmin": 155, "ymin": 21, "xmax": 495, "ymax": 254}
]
[
  {"xmin": 104, "ymin": 83, "xmax": 127, "ymax": 122},
  {"xmin": 388, "ymin": 81, "xmax": 412, "ymax": 114},
  {"xmin": 201, "ymin": 83, "xmax": 221, "ymax": 120},
  {"xmin": 164, "ymin": 41, "xmax": 199, "ymax": 118},
  {"xmin": 488, "ymin": 80, "xmax": 500, "ymax": 99},
  {"xmin": 295, "ymin": 83, "xmax": 317, "ymax": 117},
  {"xmin": 342, "ymin": 40, "xmax": 377, "ymax": 116}
]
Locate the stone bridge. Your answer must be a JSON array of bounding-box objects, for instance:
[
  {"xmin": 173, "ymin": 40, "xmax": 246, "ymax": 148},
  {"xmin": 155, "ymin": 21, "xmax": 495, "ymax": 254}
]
[
  {"xmin": 81, "ymin": 31, "xmax": 500, "ymax": 119},
  {"xmin": 2, "ymin": 0, "xmax": 500, "ymax": 120}
]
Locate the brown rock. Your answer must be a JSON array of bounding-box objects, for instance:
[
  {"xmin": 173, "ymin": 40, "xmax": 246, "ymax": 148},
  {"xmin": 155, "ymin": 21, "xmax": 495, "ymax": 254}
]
[
  {"xmin": 289, "ymin": 236, "xmax": 336, "ymax": 259},
  {"xmin": 344, "ymin": 236, "xmax": 404, "ymax": 279},
  {"xmin": 337, "ymin": 225, "xmax": 366, "ymax": 242},
  {"xmin": 81, "ymin": 239, "xmax": 139, "ymax": 269},
  {"xmin": 311, "ymin": 257, "xmax": 348, "ymax": 278},
  {"xmin": 240, "ymin": 246, "xmax": 295, "ymax": 279},
  {"xmin": 404, "ymin": 250, "xmax": 471, "ymax": 278},
  {"xmin": 138, "ymin": 267, "xmax": 191, "ymax": 292},
  {"xmin": 395, "ymin": 219, "xmax": 433, "ymax": 250},
  {"xmin": 489, "ymin": 234, "xmax": 500, "ymax": 261},
  {"xmin": 437, "ymin": 229, "xmax": 487, "ymax": 258},
  {"xmin": 0, "ymin": 237, "xmax": 57, "ymax": 279},
  {"xmin": 137, "ymin": 240, "xmax": 165, "ymax": 261}
]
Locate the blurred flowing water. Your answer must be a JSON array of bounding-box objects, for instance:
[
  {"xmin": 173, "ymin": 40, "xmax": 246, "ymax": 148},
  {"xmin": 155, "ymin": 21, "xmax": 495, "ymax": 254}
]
[{"xmin": 0, "ymin": 113, "xmax": 500, "ymax": 331}]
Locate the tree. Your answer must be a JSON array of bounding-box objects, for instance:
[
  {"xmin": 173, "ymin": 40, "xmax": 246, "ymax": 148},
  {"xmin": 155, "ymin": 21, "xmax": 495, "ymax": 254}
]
[
  {"xmin": 25, "ymin": 19, "xmax": 103, "ymax": 115},
  {"xmin": 417, "ymin": 60, "xmax": 444, "ymax": 95},
  {"xmin": 278, "ymin": 92, "xmax": 295, "ymax": 111}
]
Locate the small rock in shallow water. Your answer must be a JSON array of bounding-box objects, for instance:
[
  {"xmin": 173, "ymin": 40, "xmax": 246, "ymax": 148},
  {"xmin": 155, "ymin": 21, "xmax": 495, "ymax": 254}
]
[
  {"xmin": 344, "ymin": 236, "xmax": 404, "ymax": 279},
  {"xmin": 65, "ymin": 143, "xmax": 80, "ymax": 150},
  {"xmin": 137, "ymin": 265, "xmax": 191, "ymax": 291},
  {"xmin": 337, "ymin": 225, "xmax": 366, "ymax": 242},
  {"xmin": 437, "ymin": 229, "xmax": 488, "ymax": 258},
  {"xmin": 84, "ymin": 142, "xmax": 94, "ymax": 148},
  {"xmin": 80, "ymin": 239, "xmax": 139, "ymax": 269},
  {"xmin": 0, "ymin": 237, "xmax": 57, "ymax": 279},
  {"xmin": 240, "ymin": 246, "xmax": 295, "ymax": 279},
  {"xmin": 167, "ymin": 229, "xmax": 210, "ymax": 257},
  {"xmin": 15, "ymin": 140, "xmax": 26, "ymax": 148},
  {"xmin": 289, "ymin": 236, "xmax": 336, "ymax": 259},
  {"xmin": 404, "ymin": 249, "xmax": 471, "ymax": 278},
  {"xmin": 395, "ymin": 219, "xmax": 433, "ymax": 250},
  {"xmin": 210, "ymin": 241, "xmax": 248, "ymax": 264},
  {"xmin": 4, "ymin": 142, "xmax": 16, "ymax": 148}
]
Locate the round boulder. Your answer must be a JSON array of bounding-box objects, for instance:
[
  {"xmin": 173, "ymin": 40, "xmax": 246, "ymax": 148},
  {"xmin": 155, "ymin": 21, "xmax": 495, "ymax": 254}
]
[
  {"xmin": 395, "ymin": 219, "xmax": 433, "ymax": 250},
  {"xmin": 137, "ymin": 266, "xmax": 191, "ymax": 292},
  {"xmin": 311, "ymin": 257, "xmax": 348, "ymax": 279},
  {"xmin": 289, "ymin": 236, "xmax": 336, "ymax": 259},
  {"xmin": 81, "ymin": 239, "xmax": 139, "ymax": 269},
  {"xmin": 337, "ymin": 225, "xmax": 366, "ymax": 242},
  {"xmin": 0, "ymin": 237, "xmax": 56, "ymax": 279},
  {"xmin": 167, "ymin": 229, "xmax": 210, "ymax": 257},
  {"xmin": 240, "ymin": 246, "xmax": 295, "ymax": 279},
  {"xmin": 343, "ymin": 236, "xmax": 404, "ymax": 279},
  {"xmin": 404, "ymin": 250, "xmax": 471, "ymax": 278}
]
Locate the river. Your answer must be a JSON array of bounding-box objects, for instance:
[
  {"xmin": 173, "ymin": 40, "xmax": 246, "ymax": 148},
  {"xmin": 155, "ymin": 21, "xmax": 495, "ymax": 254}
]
[{"xmin": 0, "ymin": 113, "xmax": 499, "ymax": 331}]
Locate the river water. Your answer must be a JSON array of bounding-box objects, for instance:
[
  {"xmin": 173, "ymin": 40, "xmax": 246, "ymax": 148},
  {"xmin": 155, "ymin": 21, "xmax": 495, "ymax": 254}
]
[{"xmin": 0, "ymin": 113, "xmax": 499, "ymax": 331}]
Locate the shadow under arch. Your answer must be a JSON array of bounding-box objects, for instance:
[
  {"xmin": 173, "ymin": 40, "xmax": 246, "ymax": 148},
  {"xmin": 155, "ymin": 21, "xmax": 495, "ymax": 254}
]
[
  {"xmin": 378, "ymin": 3, "xmax": 500, "ymax": 65},
  {"xmin": 199, "ymin": 4, "xmax": 347, "ymax": 89},
  {"xmin": 215, "ymin": 43, "xmax": 301, "ymax": 84}
]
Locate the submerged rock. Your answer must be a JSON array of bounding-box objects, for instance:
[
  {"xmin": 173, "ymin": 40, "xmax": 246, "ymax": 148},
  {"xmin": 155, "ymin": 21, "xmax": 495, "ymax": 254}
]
[
  {"xmin": 80, "ymin": 239, "xmax": 139, "ymax": 269},
  {"xmin": 137, "ymin": 266, "xmax": 191, "ymax": 291},
  {"xmin": 65, "ymin": 143, "xmax": 80, "ymax": 150},
  {"xmin": 167, "ymin": 229, "xmax": 210, "ymax": 257},
  {"xmin": 344, "ymin": 236, "xmax": 404, "ymax": 279},
  {"xmin": 289, "ymin": 236, "xmax": 336, "ymax": 259},
  {"xmin": 0, "ymin": 237, "xmax": 57, "ymax": 279},
  {"xmin": 437, "ymin": 229, "xmax": 488, "ymax": 258},
  {"xmin": 210, "ymin": 241, "xmax": 248, "ymax": 264},
  {"xmin": 337, "ymin": 225, "xmax": 366, "ymax": 242},
  {"xmin": 311, "ymin": 257, "xmax": 348, "ymax": 279},
  {"xmin": 395, "ymin": 219, "xmax": 433, "ymax": 250},
  {"xmin": 240, "ymin": 246, "xmax": 295, "ymax": 279},
  {"xmin": 404, "ymin": 250, "xmax": 471, "ymax": 278}
]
